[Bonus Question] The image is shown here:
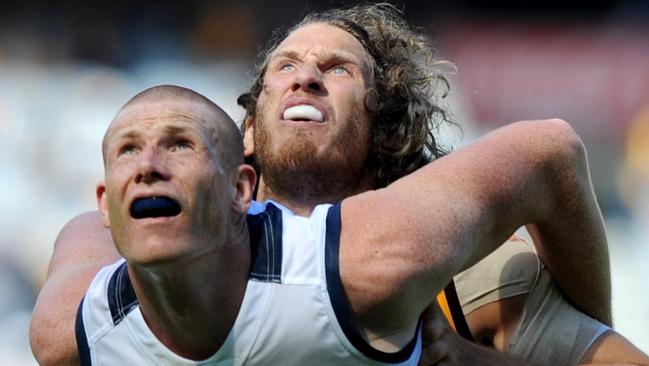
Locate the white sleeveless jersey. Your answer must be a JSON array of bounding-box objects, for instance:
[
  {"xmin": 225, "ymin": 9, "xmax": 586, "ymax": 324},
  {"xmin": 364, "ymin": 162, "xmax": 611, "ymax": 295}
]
[{"xmin": 76, "ymin": 201, "xmax": 422, "ymax": 365}]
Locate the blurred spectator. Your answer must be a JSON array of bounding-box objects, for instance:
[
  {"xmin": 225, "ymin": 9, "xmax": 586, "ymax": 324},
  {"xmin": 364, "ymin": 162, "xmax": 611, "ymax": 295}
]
[{"xmin": 0, "ymin": 251, "xmax": 37, "ymax": 365}]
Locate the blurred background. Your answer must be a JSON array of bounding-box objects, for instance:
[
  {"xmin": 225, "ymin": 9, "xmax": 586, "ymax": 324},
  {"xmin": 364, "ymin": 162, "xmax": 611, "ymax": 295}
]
[{"xmin": 1, "ymin": 0, "xmax": 647, "ymax": 363}]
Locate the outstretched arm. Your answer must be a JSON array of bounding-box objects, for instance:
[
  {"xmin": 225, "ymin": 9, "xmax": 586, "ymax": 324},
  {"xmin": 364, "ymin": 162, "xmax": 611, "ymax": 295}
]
[
  {"xmin": 341, "ymin": 119, "xmax": 608, "ymax": 339},
  {"xmin": 30, "ymin": 211, "xmax": 119, "ymax": 366}
]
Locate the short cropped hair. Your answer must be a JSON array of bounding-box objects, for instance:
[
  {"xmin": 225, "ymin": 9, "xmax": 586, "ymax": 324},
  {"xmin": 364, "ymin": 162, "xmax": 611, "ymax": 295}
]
[{"xmin": 103, "ymin": 85, "xmax": 243, "ymax": 173}]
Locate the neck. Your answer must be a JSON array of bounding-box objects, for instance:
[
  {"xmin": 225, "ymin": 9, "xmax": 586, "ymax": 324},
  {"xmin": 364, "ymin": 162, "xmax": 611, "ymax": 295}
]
[
  {"xmin": 257, "ymin": 173, "xmax": 374, "ymax": 217},
  {"xmin": 127, "ymin": 232, "xmax": 250, "ymax": 360}
]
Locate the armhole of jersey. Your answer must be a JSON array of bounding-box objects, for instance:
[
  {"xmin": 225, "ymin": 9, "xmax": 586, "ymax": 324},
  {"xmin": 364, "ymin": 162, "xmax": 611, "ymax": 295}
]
[
  {"xmin": 107, "ymin": 262, "xmax": 138, "ymax": 325},
  {"xmin": 247, "ymin": 202, "xmax": 283, "ymax": 283},
  {"xmin": 75, "ymin": 296, "xmax": 92, "ymax": 366},
  {"xmin": 324, "ymin": 202, "xmax": 421, "ymax": 363}
]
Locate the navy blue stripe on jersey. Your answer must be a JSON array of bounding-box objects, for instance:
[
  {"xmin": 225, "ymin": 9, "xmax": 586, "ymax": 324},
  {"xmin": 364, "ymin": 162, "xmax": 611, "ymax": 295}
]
[
  {"xmin": 247, "ymin": 202, "xmax": 283, "ymax": 283},
  {"xmin": 325, "ymin": 202, "xmax": 420, "ymax": 363},
  {"xmin": 443, "ymin": 280, "xmax": 474, "ymax": 341},
  {"xmin": 75, "ymin": 297, "xmax": 92, "ymax": 366},
  {"xmin": 107, "ymin": 262, "xmax": 139, "ymax": 325}
]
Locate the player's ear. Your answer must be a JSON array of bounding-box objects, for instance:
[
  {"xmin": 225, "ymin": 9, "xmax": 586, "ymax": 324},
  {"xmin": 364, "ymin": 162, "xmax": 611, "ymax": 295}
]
[
  {"xmin": 96, "ymin": 182, "xmax": 111, "ymax": 227},
  {"xmin": 243, "ymin": 117, "xmax": 255, "ymax": 157},
  {"xmin": 232, "ymin": 164, "xmax": 257, "ymax": 214}
]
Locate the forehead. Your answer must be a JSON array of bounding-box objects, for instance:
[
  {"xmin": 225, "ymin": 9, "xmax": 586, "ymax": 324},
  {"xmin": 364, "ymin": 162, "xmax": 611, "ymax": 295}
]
[
  {"xmin": 107, "ymin": 99, "xmax": 216, "ymax": 141},
  {"xmin": 272, "ymin": 22, "xmax": 369, "ymax": 64}
]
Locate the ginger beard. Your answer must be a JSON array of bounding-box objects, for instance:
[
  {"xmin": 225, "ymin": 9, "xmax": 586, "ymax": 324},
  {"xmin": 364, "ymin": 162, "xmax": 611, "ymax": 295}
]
[{"xmin": 253, "ymin": 102, "xmax": 373, "ymax": 205}]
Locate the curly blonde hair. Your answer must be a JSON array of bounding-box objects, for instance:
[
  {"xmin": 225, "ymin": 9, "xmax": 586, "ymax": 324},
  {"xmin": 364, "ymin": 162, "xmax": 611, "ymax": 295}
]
[{"xmin": 238, "ymin": 3, "xmax": 456, "ymax": 187}]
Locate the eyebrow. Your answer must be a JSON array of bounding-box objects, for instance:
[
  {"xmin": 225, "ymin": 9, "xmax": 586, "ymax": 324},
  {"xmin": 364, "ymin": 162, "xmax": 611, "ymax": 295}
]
[
  {"xmin": 112, "ymin": 129, "xmax": 140, "ymax": 144},
  {"xmin": 161, "ymin": 124, "xmax": 190, "ymax": 136},
  {"xmin": 271, "ymin": 49, "xmax": 366, "ymax": 66},
  {"xmin": 109, "ymin": 123, "xmax": 188, "ymax": 145}
]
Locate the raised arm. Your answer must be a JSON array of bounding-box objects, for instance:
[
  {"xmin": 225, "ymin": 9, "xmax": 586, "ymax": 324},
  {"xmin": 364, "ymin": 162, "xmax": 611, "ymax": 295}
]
[
  {"xmin": 340, "ymin": 119, "xmax": 608, "ymax": 338},
  {"xmin": 30, "ymin": 211, "xmax": 120, "ymax": 366}
]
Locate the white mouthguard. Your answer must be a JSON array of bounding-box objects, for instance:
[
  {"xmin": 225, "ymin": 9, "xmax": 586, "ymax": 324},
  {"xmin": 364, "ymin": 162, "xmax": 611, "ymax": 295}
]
[{"xmin": 283, "ymin": 105, "xmax": 324, "ymax": 122}]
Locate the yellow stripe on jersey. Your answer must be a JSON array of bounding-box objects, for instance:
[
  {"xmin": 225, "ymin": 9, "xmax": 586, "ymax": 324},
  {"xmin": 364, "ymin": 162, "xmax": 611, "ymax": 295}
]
[{"xmin": 436, "ymin": 291, "xmax": 458, "ymax": 332}]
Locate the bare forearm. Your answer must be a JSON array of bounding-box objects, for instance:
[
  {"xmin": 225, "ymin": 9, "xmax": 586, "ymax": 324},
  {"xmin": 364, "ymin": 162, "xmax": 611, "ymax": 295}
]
[
  {"xmin": 527, "ymin": 222, "xmax": 611, "ymax": 327},
  {"xmin": 525, "ymin": 131, "xmax": 611, "ymax": 325},
  {"xmin": 460, "ymin": 118, "xmax": 611, "ymax": 325}
]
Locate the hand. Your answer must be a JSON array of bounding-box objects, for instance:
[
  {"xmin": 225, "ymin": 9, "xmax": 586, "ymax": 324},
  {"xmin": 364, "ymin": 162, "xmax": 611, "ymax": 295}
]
[
  {"xmin": 418, "ymin": 303, "xmax": 534, "ymax": 366},
  {"xmin": 418, "ymin": 303, "xmax": 463, "ymax": 365}
]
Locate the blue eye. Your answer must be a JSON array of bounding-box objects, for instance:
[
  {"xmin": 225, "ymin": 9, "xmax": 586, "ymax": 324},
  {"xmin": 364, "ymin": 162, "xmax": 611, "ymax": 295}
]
[
  {"xmin": 171, "ymin": 140, "xmax": 192, "ymax": 151},
  {"xmin": 119, "ymin": 145, "xmax": 136, "ymax": 156},
  {"xmin": 329, "ymin": 65, "xmax": 349, "ymax": 75},
  {"xmin": 279, "ymin": 63, "xmax": 296, "ymax": 72}
]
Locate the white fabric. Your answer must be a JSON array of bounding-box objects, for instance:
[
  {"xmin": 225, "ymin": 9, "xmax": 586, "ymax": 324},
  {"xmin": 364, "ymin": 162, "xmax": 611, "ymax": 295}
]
[{"xmin": 78, "ymin": 200, "xmax": 422, "ymax": 365}]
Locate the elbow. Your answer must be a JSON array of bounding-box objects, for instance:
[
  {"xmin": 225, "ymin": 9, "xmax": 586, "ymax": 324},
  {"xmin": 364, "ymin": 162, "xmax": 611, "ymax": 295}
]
[
  {"xmin": 536, "ymin": 118, "xmax": 595, "ymax": 215},
  {"xmin": 535, "ymin": 118, "xmax": 588, "ymax": 176},
  {"xmin": 543, "ymin": 118, "xmax": 586, "ymax": 159},
  {"xmin": 509, "ymin": 118, "xmax": 586, "ymax": 168}
]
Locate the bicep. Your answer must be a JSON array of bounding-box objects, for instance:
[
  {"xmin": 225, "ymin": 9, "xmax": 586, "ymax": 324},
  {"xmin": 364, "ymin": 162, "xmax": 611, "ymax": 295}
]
[{"xmin": 30, "ymin": 211, "xmax": 119, "ymax": 365}]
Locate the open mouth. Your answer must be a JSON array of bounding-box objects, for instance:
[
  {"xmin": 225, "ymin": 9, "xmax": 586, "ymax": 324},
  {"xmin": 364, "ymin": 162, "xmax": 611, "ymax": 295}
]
[{"xmin": 130, "ymin": 196, "xmax": 181, "ymax": 219}]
